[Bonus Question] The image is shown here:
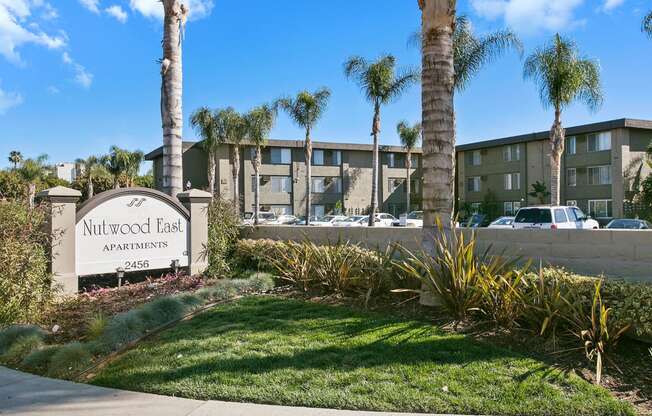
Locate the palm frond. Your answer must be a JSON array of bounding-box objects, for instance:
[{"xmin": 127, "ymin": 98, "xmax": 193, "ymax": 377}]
[
  {"xmin": 343, "ymin": 56, "xmax": 369, "ymax": 80},
  {"xmin": 190, "ymin": 107, "xmax": 219, "ymax": 153},
  {"xmin": 384, "ymin": 67, "xmax": 420, "ymax": 104},
  {"xmin": 244, "ymin": 104, "xmax": 277, "ymax": 147},
  {"xmin": 397, "ymin": 121, "xmax": 422, "ymax": 150},
  {"xmin": 643, "ymin": 11, "xmax": 652, "ymax": 37}
]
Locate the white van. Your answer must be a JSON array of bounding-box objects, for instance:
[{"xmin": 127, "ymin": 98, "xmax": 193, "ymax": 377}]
[{"xmin": 512, "ymin": 206, "xmax": 600, "ymax": 230}]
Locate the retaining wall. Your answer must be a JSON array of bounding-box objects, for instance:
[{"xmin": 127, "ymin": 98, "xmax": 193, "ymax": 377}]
[{"xmin": 240, "ymin": 226, "xmax": 652, "ymax": 283}]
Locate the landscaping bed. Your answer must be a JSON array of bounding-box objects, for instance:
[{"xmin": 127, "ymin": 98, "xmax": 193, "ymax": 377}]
[{"xmin": 91, "ymin": 296, "xmax": 635, "ymax": 416}]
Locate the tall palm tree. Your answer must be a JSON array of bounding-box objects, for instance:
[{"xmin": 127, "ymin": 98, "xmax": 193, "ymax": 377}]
[
  {"xmin": 344, "ymin": 55, "xmax": 419, "ymax": 226},
  {"xmin": 275, "ymin": 88, "xmax": 331, "ymax": 224},
  {"xmin": 215, "ymin": 107, "xmax": 247, "ymax": 213},
  {"xmin": 244, "ymin": 104, "xmax": 277, "ymax": 225},
  {"xmin": 190, "ymin": 107, "xmax": 219, "ymax": 195},
  {"xmin": 102, "ymin": 146, "xmax": 130, "ymax": 189},
  {"xmin": 75, "ymin": 155, "xmax": 104, "ymax": 198},
  {"xmin": 125, "ymin": 150, "xmax": 145, "ymax": 187},
  {"xmin": 17, "ymin": 154, "xmax": 49, "ymax": 208},
  {"xmin": 524, "ymin": 34, "xmax": 603, "ymax": 205},
  {"xmin": 397, "ymin": 121, "xmax": 422, "ymax": 214},
  {"xmin": 8, "ymin": 151, "xmax": 22, "ymax": 170},
  {"xmin": 643, "ymin": 11, "xmax": 652, "ymax": 37},
  {"xmin": 161, "ymin": 0, "xmax": 188, "ymax": 198}
]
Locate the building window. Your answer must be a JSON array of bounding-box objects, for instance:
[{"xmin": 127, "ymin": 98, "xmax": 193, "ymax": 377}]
[
  {"xmin": 567, "ymin": 136, "xmax": 576, "ymax": 155},
  {"xmin": 589, "ymin": 200, "xmax": 613, "ymax": 218},
  {"xmin": 312, "ymin": 205, "xmax": 325, "ymax": 217},
  {"xmin": 587, "ymin": 132, "xmax": 611, "ymax": 152},
  {"xmin": 567, "ymin": 168, "xmax": 577, "ymax": 187},
  {"xmin": 388, "ymin": 153, "xmax": 406, "ymax": 168},
  {"xmin": 270, "ymin": 148, "xmax": 292, "ymax": 164},
  {"xmin": 389, "ymin": 178, "xmax": 405, "ymax": 193},
  {"xmin": 504, "ymin": 172, "xmax": 521, "ymax": 190},
  {"xmin": 567, "ymin": 200, "xmax": 577, "ymax": 207},
  {"xmin": 312, "ymin": 150, "xmax": 341, "ymax": 166},
  {"xmin": 504, "ymin": 201, "xmax": 521, "ymax": 216},
  {"xmin": 503, "ymin": 145, "xmax": 520, "ymax": 162},
  {"xmin": 410, "ymin": 179, "xmax": 420, "ymax": 194},
  {"xmin": 270, "ymin": 176, "xmax": 292, "ymax": 193},
  {"xmin": 471, "ymin": 150, "xmax": 481, "ymax": 166},
  {"xmin": 312, "ymin": 177, "xmax": 342, "ymax": 193},
  {"xmin": 270, "ymin": 205, "xmax": 292, "ymax": 215},
  {"xmin": 467, "ymin": 176, "xmax": 481, "ymax": 192},
  {"xmin": 313, "ymin": 150, "xmax": 324, "ymax": 166},
  {"xmin": 588, "ymin": 165, "xmax": 611, "ymax": 185}
]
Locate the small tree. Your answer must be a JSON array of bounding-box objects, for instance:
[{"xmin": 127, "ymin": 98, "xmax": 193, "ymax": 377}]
[
  {"xmin": 102, "ymin": 146, "xmax": 130, "ymax": 189},
  {"xmin": 524, "ymin": 34, "xmax": 603, "ymax": 205},
  {"xmin": 8, "ymin": 151, "xmax": 22, "ymax": 170},
  {"xmin": 215, "ymin": 108, "xmax": 247, "ymax": 213},
  {"xmin": 17, "ymin": 154, "xmax": 49, "ymax": 209},
  {"xmin": 344, "ymin": 55, "xmax": 419, "ymax": 226},
  {"xmin": 75, "ymin": 156, "xmax": 105, "ymax": 199},
  {"xmin": 275, "ymin": 88, "xmax": 331, "ymax": 224},
  {"xmin": 244, "ymin": 104, "xmax": 276, "ymax": 225},
  {"xmin": 397, "ymin": 121, "xmax": 421, "ymax": 214},
  {"xmin": 190, "ymin": 107, "xmax": 219, "ymax": 195},
  {"xmin": 528, "ymin": 181, "xmax": 551, "ymax": 205}
]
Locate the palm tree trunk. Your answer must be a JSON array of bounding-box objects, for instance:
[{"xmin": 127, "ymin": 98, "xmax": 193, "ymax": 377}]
[
  {"xmin": 305, "ymin": 128, "xmax": 312, "ymax": 225},
  {"xmin": 87, "ymin": 175, "xmax": 94, "ymax": 199},
  {"xmin": 114, "ymin": 177, "xmax": 120, "ymax": 189},
  {"xmin": 232, "ymin": 145, "xmax": 240, "ymax": 215},
  {"xmin": 28, "ymin": 183, "xmax": 36, "ymax": 209},
  {"xmin": 207, "ymin": 152, "xmax": 216, "ymax": 196},
  {"xmin": 420, "ymin": 0, "xmax": 456, "ymax": 232},
  {"xmin": 161, "ymin": 0, "xmax": 187, "ymax": 198},
  {"xmin": 369, "ymin": 102, "xmax": 381, "ymax": 227},
  {"xmin": 550, "ymin": 108, "xmax": 564, "ymax": 206},
  {"xmin": 406, "ymin": 150, "xmax": 412, "ymax": 214},
  {"xmin": 254, "ymin": 146, "xmax": 261, "ymax": 226}
]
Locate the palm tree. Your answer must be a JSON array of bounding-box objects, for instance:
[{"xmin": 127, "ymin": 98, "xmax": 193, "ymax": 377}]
[
  {"xmin": 524, "ymin": 34, "xmax": 603, "ymax": 205},
  {"xmin": 75, "ymin": 156, "xmax": 104, "ymax": 198},
  {"xmin": 643, "ymin": 11, "xmax": 652, "ymax": 37},
  {"xmin": 160, "ymin": 0, "xmax": 188, "ymax": 198},
  {"xmin": 125, "ymin": 150, "xmax": 145, "ymax": 187},
  {"xmin": 275, "ymin": 88, "xmax": 331, "ymax": 224},
  {"xmin": 397, "ymin": 121, "xmax": 421, "ymax": 214},
  {"xmin": 215, "ymin": 107, "xmax": 247, "ymax": 213},
  {"xmin": 344, "ymin": 55, "xmax": 419, "ymax": 226},
  {"xmin": 102, "ymin": 146, "xmax": 130, "ymax": 189},
  {"xmin": 17, "ymin": 154, "xmax": 49, "ymax": 208},
  {"xmin": 190, "ymin": 107, "xmax": 219, "ymax": 195},
  {"xmin": 244, "ymin": 104, "xmax": 277, "ymax": 225},
  {"xmin": 8, "ymin": 151, "xmax": 22, "ymax": 170}
]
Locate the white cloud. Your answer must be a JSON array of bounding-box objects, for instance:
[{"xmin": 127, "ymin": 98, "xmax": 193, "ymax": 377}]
[
  {"xmin": 41, "ymin": 3, "xmax": 58, "ymax": 20},
  {"xmin": 0, "ymin": 85, "xmax": 23, "ymax": 115},
  {"xmin": 105, "ymin": 5, "xmax": 127, "ymax": 23},
  {"xmin": 79, "ymin": 0, "xmax": 100, "ymax": 14},
  {"xmin": 129, "ymin": 0, "xmax": 214, "ymax": 21},
  {"xmin": 47, "ymin": 85, "xmax": 60, "ymax": 94},
  {"xmin": 602, "ymin": 0, "xmax": 625, "ymax": 12},
  {"xmin": 62, "ymin": 52, "xmax": 93, "ymax": 88},
  {"xmin": 0, "ymin": 0, "xmax": 66, "ymax": 65},
  {"xmin": 471, "ymin": 0, "xmax": 585, "ymax": 34}
]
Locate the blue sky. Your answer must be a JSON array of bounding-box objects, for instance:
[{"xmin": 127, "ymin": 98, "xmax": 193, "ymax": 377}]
[{"xmin": 1, "ymin": 0, "xmax": 651, "ymax": 170}]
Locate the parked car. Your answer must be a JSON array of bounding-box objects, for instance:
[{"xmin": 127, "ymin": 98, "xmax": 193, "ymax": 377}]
[
  {"xmin": 488, "ymin": 216, "xmax": 515, "ymax": 229},
  {"xmin": 605, "ymin": 218, "xmax": 652, "ymax": 230},
  {"xmin": 270, "ymin": 215, "xmax": 298, "ymax": 225},
  {"xmin": 462, "ymin": 214, "xmax": 489, "ymax": 228},
  {"xmin": 512, "ymin": 206, "xmax": 599, "ymax": 230},
  {"xmin": 333, "ymin": 215, "xmax": 366, "ymax": 226},
  {"xmin": 242, "ymin": 211, "xmax": 277, "ymax": 225},
  {"xmin": 393, "ymin": 211, "xmax": 423, "ymax": 227},
  {"xmin": 309, "ymin": 215, "xmax": 349, "ymax": 227},
  {"xmin": 375, "ymin": 213, "xmax": 397, "ymax": 227}
]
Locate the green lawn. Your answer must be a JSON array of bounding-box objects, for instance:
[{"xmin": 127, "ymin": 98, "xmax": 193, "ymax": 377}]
[{"xmin": 92, "ymin": 296, "xmax": 633, "ymax": 415}]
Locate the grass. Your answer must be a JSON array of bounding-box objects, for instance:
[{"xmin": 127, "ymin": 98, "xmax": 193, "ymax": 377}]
[{"xmin": 92, "ymin": 296, "xmax": 634, "ymax": 416}]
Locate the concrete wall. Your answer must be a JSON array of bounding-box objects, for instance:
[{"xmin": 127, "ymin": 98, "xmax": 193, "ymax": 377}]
[{"xmin": 241, "ymin": 226, "xmax": 652, "ymax": 283}]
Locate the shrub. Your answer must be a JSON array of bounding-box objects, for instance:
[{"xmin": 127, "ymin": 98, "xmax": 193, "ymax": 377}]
[
  {"xmin": 477, "ymin": 261, "xmax": 530, "ymax": 330},
  {"xmin": 0, "ymin": 325, "xmax": 46, "ymax": 354},
  {"xmin": 47, "ymin": 342, "xmax": 92, "ymax": 379},
  {"xmin": 21, "ymin": 345, "xmax": 61, "ymax": 373},
  {"xmin": 85, "ymin": 312, "xmax": 108, "ymax": 341},
  {"xmin": 136, "ymin": 297, "xmax": 188, "ymax": 328},
  {"xmin": 205, "ymin": 198, "xmax": 240, "ymax": 278},
  {"xmin": 0, "ymin": 202, "xmax": 53, "ymax": 325},
  {"xmin": 100, "ymin": 311, "xmax": 147, "ymax": 350},
  {"xmin": 233, "ymin": 239, "xmax": 284, "ymax": 271},
  {"xmin": 247, "ymin": 272, "xmax": 276, "ymax": 292},
  {"xmin": 1, "ymin": 335, "xmax": 44, "ymax": 365}
]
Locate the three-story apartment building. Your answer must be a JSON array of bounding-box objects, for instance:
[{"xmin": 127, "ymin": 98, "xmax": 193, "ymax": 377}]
[{"xmin": 146, "ymin": 118, "xmax": 652, "ymax": 221}]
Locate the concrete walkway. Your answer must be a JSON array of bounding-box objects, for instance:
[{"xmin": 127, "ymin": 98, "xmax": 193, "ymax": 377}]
[{"xmin": 0, "ymin": 367, "xmax": 463, "ymax": 416}]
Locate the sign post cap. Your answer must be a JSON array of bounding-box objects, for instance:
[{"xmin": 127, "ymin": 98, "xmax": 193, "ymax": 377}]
[
  {"xmin": 37, "ymin": 186, "xmax": 82, "ymax": 200},
  {"xmin": 177, "ymin": 189, "xmax": 213, "ymax": 203}
]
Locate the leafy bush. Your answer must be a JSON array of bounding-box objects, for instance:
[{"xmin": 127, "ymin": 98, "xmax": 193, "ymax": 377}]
[
  {"xmin": 136, "ymin": 297, "xmax": 188, "ymax": 328},
  {"xmin": 205, "ymin": 198, "xmax": 240, "ymax": 278},
  {"xmin": 47, "ymin": 342, "xmax": 92, "ymax": 379},
  {"xmin": 1, "ymin": 335, "xmax": 44, "ymax": 365},
  {"xmin": 233, "ymin": 239, "xmax": 284, "ymax": 271},
  {"xmin": 100, "ymin": 310, "xmax": 147, "ymax": 350},
  {"xmin": 85, "ymin": 312, "xmax": 108, "ymax": 341},
  {"xmin": 21, "ymin": 345, "xmax": 61, "ymax": 373},
  {"xmin": 0, "ymin": 202, "xmax": 53, "ymax": 325},
  {"xmin": 0, "ymin": 325, "xmax": 46, "ymax": 354},
  {"xmin": 478, "ymin": 262, "xmax": 530, "ymax": 330},
  {"xmin": 0, "ymin": 171, "xmax": 28, "ymax": 200},
  {"xmin": 71, "ymin": 176, "xmax": 115, "ymax": 201}
]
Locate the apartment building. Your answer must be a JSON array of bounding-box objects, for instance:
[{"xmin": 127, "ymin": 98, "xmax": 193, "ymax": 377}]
[
  {"xmin": 456, "ymin": 118, "xmax": 652, "ymax": 220},
  {"xmin": 146, "ymin": 118, "xmax": 652, "ymax": 221},
  {"xmin": 145, "ymin": 140, "xmax": 422, "ymax": 218}
]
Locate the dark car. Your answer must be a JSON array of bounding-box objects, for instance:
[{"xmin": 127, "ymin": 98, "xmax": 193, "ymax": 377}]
[{"xmin": 605, "ymin": 219, "xmax": 652, "ymax": 230}]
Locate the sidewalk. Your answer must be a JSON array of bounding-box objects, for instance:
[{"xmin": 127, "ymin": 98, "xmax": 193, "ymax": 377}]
[{"xmin": 0, "ymin": 367, "xmax": 463, "ymax": 416}]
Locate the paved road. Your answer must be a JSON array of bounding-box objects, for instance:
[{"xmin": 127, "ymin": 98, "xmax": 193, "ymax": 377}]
[{"xmin": 0, "ymin": 367, "xmax": 465, "ymax": 416}]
